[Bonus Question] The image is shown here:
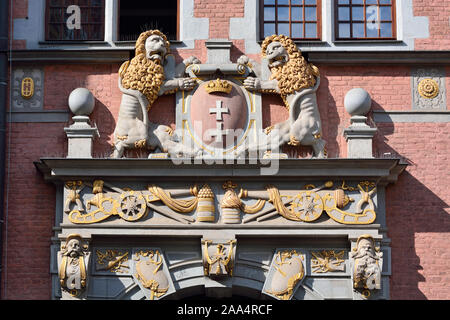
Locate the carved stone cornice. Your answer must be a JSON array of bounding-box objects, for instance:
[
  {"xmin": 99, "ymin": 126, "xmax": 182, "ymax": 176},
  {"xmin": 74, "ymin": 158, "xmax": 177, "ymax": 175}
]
[{"xmin": 35, "ymin": 158, "xmax": 407, "ymax": 185}]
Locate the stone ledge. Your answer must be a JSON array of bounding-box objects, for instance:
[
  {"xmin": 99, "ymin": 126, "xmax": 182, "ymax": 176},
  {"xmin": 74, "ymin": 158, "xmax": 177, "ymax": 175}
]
[{"xmin": 35, "ymin": 158, "xmax": 407, "ymax": 184}]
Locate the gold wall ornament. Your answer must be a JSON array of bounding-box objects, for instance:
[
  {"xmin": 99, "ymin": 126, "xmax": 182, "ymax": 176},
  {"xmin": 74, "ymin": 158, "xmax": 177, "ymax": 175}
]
[
  {"xmin": 196, "ymin": 184, "xmax": 216, "ymax": 222},
  {"xmin": 220, "ymin": 181, "xmax": 266, "ymax": 224},
  {"xmin": 418, "ymin": 78, "xmax": 439, "ymax": 99},
  {"xmin": 21, "ymin": 77, "xmax": 34, "ymax": 99},
  {"xmin": 351, "ymin": 235, "xmax": 383, "ymax": 295},
  {"xmin": 265, "ymin": 250, "xmax": 305, "ymax": 300},
  {"xmin": 205, "ymin": 78, "xmax": 232, "ymax": 94},
  {"xmin": 57, "ymin": 234, "xmax": 90, "ymax": 299},
  {"xmin": 133, "ymin": 250, "xmax": 169, "ymax": 300},
  {"xmin": 202, "ymin": 239, "xmax": 236, "ymax": 277},
  {"xmin": 64, "ymin": 180, "xmax": 85, "ymax": 214},
  {"xmin": 311, "ymin": 250, "xmax": 346, "ymax": 273},
  {"xmin": 96, "ymin": 250, "xmax": 130, "ymax": 273}
]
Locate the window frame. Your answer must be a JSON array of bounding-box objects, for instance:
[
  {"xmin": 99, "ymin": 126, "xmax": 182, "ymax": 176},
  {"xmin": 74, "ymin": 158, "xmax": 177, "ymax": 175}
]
[
  {"xmin": 259, "ymin": 0, "xmax": 323, "ymax": 42},
  {"xmin": 44, "ymin": 0, "xmax": 106, "ymax": 42},
  {"xmin": 334, "ymin": 0, "xmax": 397, "ymax": 41},
  {"xmin": 117, "ymin": 0, "xmax": 180, "ymax": 42}
]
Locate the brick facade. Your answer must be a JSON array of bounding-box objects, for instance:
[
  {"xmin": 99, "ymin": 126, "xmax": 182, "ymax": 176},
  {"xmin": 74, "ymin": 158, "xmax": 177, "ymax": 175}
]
[{"xmin": 2, "ymin": 0, "xmax": 450, "ymax": 300}]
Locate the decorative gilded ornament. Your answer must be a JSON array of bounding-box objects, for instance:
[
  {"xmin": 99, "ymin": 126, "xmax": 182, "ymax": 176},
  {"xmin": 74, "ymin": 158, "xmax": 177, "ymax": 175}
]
[
  {"xmin": 265, "ymin": 250, "xmax": 305, "ymax": 300},
  {"xmin": 21, "ymin": 77, "xmax": 34, "ymax": 99},
  {"xmin": 311, "ymin": 250, "xmax": 346, "ymax": 273},
  {"xmin": 418, "ymin": 78, "xmax": 439, "ymax": 99},
  {"xmin": 205, "ymin": 78, "xmax": 232, "ymax": 94},
  {"xmin": 133, "ymin": 250, "xmax": 169, "ymax": 300},
  {"xmin": 202, "ymin": 239, "xmax": 236, "ymax": 277},
  {"xmin": 196, "ymin": 184, "xmax": 216, "ymax": 222},
  {"xmin": 96, "ymin": 249, "xmax": 130, "ymax": 273}
]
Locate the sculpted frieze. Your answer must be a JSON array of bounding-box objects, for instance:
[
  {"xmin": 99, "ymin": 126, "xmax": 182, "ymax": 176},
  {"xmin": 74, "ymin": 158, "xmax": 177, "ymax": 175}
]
[{"xmin": 63, "ymin": 180, "xmax": 378, "ymax": 226}]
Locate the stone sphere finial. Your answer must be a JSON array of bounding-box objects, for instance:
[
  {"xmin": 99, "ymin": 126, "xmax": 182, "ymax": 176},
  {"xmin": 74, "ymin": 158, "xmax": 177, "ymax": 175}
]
[
  {"xmin": 344, "ymin": 88, "xmax": 372, "ymax": 116},
  {"xmin": 68, "ymin": 88, "xmax": 95, "ymax": 116}
]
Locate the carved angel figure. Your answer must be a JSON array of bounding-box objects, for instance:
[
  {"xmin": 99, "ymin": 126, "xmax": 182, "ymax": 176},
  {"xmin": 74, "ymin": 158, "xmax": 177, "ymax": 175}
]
[
  {"xmin": 112, "ymin": 30, "xmax": 200, "ymax": 158},
  {"xmin": 238, "ymin": 34, "xmax": 326, "ymax": 158}
]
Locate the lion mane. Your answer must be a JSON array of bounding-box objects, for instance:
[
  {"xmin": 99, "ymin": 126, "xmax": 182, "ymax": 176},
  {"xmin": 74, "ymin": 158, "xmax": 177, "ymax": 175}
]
[
  {"xmin": 261, "ymin": 34, "xmax": 319, "ymax": 97},
  {"xmin": 119, "ymin": 30, "xmax": 169, "ymax": 109}
]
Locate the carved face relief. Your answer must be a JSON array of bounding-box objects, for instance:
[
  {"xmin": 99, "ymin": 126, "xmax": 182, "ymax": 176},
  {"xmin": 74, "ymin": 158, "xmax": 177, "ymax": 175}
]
[
  {"xmin": 145, "ymin": 35, "xmax": 168, "ymax": 63},
  {"xmin": 67, "ymin": 239, "xmax": 82, "ymax": 258},
  {"xmin": 266, "ymin": 41, "xmax": 289, "ymax": 68}
]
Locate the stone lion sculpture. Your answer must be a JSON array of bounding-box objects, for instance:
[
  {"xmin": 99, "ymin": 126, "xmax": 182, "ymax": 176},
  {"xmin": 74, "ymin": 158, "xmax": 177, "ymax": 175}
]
[
  {"xmin": 239, "ymin": 34, "xmax": 326, "ymax": 158},
  {"xmin": 112, "ymin": 30, "xmax": 200, "ymax": 158}
]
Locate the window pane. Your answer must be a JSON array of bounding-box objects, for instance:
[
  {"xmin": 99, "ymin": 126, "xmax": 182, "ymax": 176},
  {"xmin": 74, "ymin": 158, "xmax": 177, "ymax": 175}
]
[
  {"xmin": 291, "ymin": 6, "xmax": 303, "ymax": 21},
  {"xmin": 264, "ymin": 23, "xmax": 276, "ymax": 37},
  {"xmin": 352, "ymin": 23, "xmax": 365, "ymax": 38},
  {"xmin": 380, "ymin": 22, "xmax": 392, "ymax": 37},
  {"xmin": 366, "ymin": 23, "xmax": 379, "ymax": 37},
  {"xmin": 277, "ymin": 0, "xmax": 289, "ymax": 5},
  {"xmin": 305, "ymin": 0, "xmax": 317, "ymax": 4},
  {"xmin": 291, "ymin": 23, "xmax": 304, "ymax": 38},
  {"xmin": 278, "ymin": 7, "xmax": 290, "ymax": 21},
  {"xmin": 339, "ymin": 23, "xmax": 350, "ymax": 38},
  {"xmin": 380, "ymin": 6, "xmax": 392, "ymax": 21},
  {"xmin": 264, "ymin": 7, "xmax": 275, "ymax": 21},
  {"xmin": 278, "ymin": 23, "xmax": 290, "ymax": 36},
  {"xmin": 338, "ymin": 7, "xmax": 350, "ymax": 21},
  {"xmin": 352, "ymin": 6, "xmax": 364, "ymax": 21},
  {"xmin": 305, "ymin": 7, "xmax": 316, "ymax": 21},
  {"xmin": 305, "ymin": 23, "xmax": 317, "ymax": 38},
  {"xmin": 264, "ymin": 0, "xmax": 275, "ymax": 4}
]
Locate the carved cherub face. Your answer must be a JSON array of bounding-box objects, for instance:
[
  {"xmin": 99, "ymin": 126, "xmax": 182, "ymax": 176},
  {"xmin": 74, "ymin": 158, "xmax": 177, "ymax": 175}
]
[
  {"xmin": 145, "ymin": 34, "xmax": 168, "ymax": 63},
  {"xmin": 265, "ymin": 41, "xmax": 289, "ymax": 68}
]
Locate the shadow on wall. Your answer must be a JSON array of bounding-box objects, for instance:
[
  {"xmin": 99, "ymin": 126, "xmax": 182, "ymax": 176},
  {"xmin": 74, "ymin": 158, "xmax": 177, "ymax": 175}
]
[
  {"xmin": 373, "ymin": 100, "xmax": 450, "ymax": 300},
  {"xmin": 90, "ymin": 97, "xmax": 115, "ymax": 158}
]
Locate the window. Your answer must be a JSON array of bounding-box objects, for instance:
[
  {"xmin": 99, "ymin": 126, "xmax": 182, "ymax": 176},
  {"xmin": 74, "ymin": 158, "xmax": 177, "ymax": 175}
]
[
  {"xmin": 335, "ymin": 0, "xmax": 396, "ymax": 40},
  {"xmin": 261, "ymin": 0, "xmax": 322, "ymax": 41},
  {"xmin": 119, "ymin": 1, "xmax": 179, "ymax": 41},
  {"xmin": 45, "ymin": 0, "xmax": 105, "ymax": 41}
]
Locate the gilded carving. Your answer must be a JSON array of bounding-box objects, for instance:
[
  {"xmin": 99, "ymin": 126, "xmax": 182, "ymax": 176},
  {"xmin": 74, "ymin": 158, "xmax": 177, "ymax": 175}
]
[
  {"xmin": 96, "ymin": 249, "xmax": 130, "ymax": 273},
  {"xmin": 133, "ymin": 250, "xmax": 169, "ymax": 300},
  {"xmin": 311, "ymin": 250, "xmax": 346, "ymax": 273},
  {"xmin": 220, "ymin": 181, "xmax": 266, "ymax": 224},
  {"xmin": 205, "ymin": 78, "xmax": 232, "ymax": 94},
  {"xmin": 64, "ymin": 181, "xmax": 85, "ymax": 213},
  {"xmin": 265, "ymin": 250, "xmax": 305, "ymax": 300},
  {"xmin": 21, "ymin": 77, "xmax": 34, "ymax": 99},
  {"xmin": 112, "ymin": 29, "xmax": 200, "ymax": 158},
  {"xmin": 202, "ymin": 239, "xmax": 236, "ymax": 277},
  {"xmin": 57, "ymin": 234, "xmax": 90, "ymax": 299},
  {"xmin": 239, "ymin": 34, "xmax": 326, "ymax": 158},
  {"xmin": 418, "ymin": 78, "xmax": 439, "ymax": 99},
  {"xmin": 351, "ymin": 235, "xmax": 383, "ymax": 297}
]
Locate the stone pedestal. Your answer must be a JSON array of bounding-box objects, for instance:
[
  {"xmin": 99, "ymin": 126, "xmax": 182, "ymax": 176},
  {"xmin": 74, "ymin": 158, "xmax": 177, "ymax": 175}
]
[
  {"xmin": 343, "ymin": 115, "xmax": 377, "ymax": 158},
  {"xmin": 64, "ymin": 116, "xmax": 99, "ymax": 158}
]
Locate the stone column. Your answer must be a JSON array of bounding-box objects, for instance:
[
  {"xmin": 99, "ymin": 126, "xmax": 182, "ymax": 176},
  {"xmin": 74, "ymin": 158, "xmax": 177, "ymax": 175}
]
[
  {"xmin": 343, "ymin": 88, "xmax": 377, "ymax": 158},
  {"xmin": 64, "ymin": 88, "xmax": 99, "ymax": 158}
]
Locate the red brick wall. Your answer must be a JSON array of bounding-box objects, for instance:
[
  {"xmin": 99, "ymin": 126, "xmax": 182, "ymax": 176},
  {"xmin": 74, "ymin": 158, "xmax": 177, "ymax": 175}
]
[{"xmin": 414, "ymin": 0, "xmax": 450, "ymax": 50}]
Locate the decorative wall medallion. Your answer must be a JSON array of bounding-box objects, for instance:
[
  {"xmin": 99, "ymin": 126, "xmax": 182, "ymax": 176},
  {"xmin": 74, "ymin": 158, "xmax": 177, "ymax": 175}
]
[
  {"xmin": 11, "ymin": 68, "xmax": 44, "ymax": 110},
  {"xmin": 263, "ymin": 249, "xmax": 305, "ymax": 300},
  {"xmin": 21, "ymin": 77, "xmax": 34, "ymax": 99},
  {"xmin": 418, "ymin": 78, "xmax": 439, "ymax": 99},
  {"xmin": 412, "ymin": 67, "xmax": 446, "ymax": 110}
]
